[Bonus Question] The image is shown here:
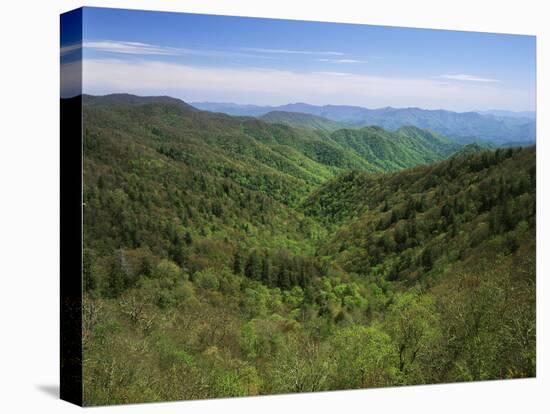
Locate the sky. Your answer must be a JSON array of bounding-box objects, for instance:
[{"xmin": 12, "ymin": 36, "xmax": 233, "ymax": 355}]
[{"xmin": 61, "ymin": 7, "xmax": 536, "ymax": 112}]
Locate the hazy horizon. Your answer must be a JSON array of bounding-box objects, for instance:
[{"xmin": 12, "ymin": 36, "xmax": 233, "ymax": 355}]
[
  {"xmin": 61, "ymin": 7, "xmax": 536, "ymax": 112},
  {"xmin": 187, "ymin": 99, "xmax": 536, "ymax": 115},
  {"xmin": 77, "ymin": 92, "xmax": 536, "ymax": 115}
]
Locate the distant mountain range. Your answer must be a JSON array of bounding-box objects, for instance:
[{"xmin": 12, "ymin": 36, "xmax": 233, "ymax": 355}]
[
  {"xmin": 477, "ymin": 109, "xmax": 536, "ymax": 119},
  {"xmin": 192, "ymin": 102, "xmax": 536, "ymax": 146}
]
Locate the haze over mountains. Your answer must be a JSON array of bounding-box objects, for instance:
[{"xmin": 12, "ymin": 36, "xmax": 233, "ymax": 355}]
[
  {"xmin": 476, "ymin": 109, "xmax": 536, "ymax": 119},
  {"xmin": 192, "ymin": 101, "xmax": 536, "ymax": 146}
]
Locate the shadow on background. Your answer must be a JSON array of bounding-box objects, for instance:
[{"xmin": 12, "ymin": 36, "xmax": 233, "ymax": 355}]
[{"xmin": 36, "ymin": 384, "xmax": 59, "ymax": 399}]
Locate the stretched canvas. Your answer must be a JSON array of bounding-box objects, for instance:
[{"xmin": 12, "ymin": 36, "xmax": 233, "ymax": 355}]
[{"xmin": 60, "ymin": 6, "xmax": 536, "ymax": 407}]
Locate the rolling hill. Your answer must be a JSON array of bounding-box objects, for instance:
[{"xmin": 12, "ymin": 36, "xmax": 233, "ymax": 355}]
[
  {"xmin": 259, "ymin": 110, "xmax": 348, "ymax": 132},
  {"xmin": 329, "ymin": 126, "xmax": 460, "ymax": 171},
  {"xmin": 303, "ymin": 147, "xmax": 536, "ymax": 274},
  {"xmin": 83, "ymin": 94, "xmax": 461, "ymax": 207}
]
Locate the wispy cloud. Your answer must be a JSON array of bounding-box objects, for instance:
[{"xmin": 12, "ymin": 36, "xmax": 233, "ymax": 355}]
[
  {"xmin": 83, "ymin": 40, "xmax": 261, "ymax": 59},
  {"xmin": 439, "ymin": 74, "xmax": 500, "ymax": 83},
  {"xmin": 60, "ymin": 60, "xmax": 82, "ymax": 98},
  {"xmin": 82, "ymin": 40, "xmax": 362, "ymax": 64},
  {"xmin": 60, "ymin": 43, "xmax": 81, "ymax": 56},
  {"xmin": 80, "ymin": 58, "xmax": 532, "ymax": 111},
  {"xmin": 315, "ymin": 71, "xmax": 351, "ymax": 76},
  {"xmin": 84, "ymin": 40, "xmax": 184, "ymax": 56},
  {"xmin": 241, "ymin": 47, "xmax": 344, "ymax": 56},
  {"xmin": 319, "ymin": 58, "xmax": 367, "ymax": 64}
]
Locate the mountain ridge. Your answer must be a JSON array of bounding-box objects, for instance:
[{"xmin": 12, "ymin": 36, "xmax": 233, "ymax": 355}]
[
  {"xmin": 192, "ymin": 101, "xmax": 536, "ymax": 145},
  {"xmin": 260, "ymin": 110, "xmax": 350, "ymax": 132},
  {"xmin": 81, "ymin": 94, "xmax": 461, "ymax": 192}
]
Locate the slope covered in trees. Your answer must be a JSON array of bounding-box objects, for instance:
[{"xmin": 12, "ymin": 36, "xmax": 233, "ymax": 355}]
[
  {"xmin": 260, "ymin": 110, "xmax": 348, "ymax": 132},
  {"xmin": 304, "ymin": 146, "xmax": 535, "ymax": 280},
  {"xmin": 330, "ymin": 126, "xmax": 460, "ymax": 171},
  {"xmin": 83, "ymin": 94, "xmax": 459, "ymax": 204},
  {"xmin": 80, "ymin": 94, "xmax": 536, "ymax": 406}
]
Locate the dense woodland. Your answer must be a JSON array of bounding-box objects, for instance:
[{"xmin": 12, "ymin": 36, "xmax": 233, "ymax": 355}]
[{"xmin": 80, "ymin": 94, "xmax": 535, "ymax": 405}]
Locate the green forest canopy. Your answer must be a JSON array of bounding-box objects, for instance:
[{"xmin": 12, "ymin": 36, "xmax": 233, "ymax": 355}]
[{"xmin": 80, "ymin": 94, "xmax": 535, "ymax": 405}]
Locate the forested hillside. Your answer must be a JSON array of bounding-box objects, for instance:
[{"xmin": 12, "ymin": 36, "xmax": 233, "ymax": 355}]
[
  {"xmin": 81, "ymin": 94, "xmax": 536, "ymax": 406},
  {"xmin": 304, "ymin": 146, "xmax": 535, "ymax": 279},
  {"xmin": 260, "ymin": 111, "xmax": 347, "ymax": 132}
]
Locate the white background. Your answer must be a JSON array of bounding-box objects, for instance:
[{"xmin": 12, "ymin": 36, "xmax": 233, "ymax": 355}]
[{"xmin": 0, "ymin": 0, "xmax": 548, "ymax": 412}]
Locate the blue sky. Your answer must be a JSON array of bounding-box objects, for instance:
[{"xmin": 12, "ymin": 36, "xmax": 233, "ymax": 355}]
[{"xmin": 61, "ymin": 7, "xmax": 536, "ymax": 111}]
